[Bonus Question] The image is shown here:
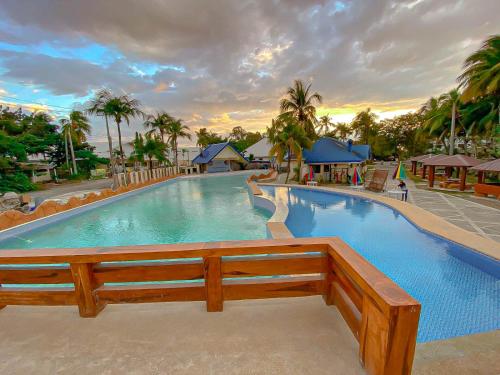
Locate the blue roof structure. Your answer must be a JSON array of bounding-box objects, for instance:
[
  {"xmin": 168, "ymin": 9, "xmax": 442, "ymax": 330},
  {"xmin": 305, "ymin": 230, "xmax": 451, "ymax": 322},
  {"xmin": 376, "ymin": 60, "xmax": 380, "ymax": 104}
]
[
  {"xmin": 303, "ymin": 137, "xmax": 370, "ymax": 164},
  {"xmin": 192, "ymin": 142, "xmax": 246, "ymax": 164}
]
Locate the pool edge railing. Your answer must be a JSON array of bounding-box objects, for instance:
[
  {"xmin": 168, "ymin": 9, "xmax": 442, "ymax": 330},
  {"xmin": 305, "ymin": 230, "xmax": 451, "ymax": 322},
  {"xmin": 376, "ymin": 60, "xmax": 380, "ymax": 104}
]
[{"xmin": 0, "ymin": 237, "xmax": 421, "ymax": 375}]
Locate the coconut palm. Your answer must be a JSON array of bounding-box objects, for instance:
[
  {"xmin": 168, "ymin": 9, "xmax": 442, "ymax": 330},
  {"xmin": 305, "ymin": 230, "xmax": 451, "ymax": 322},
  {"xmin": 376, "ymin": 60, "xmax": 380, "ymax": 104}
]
[
  {"xmin": 316, "ymin": 115, "xmax": 332, "ymax": 135},
  {"xmin": 143, "ymin": 134, "xmax": 167, "ymax": 171},
  {"xmin": 332, "ymin": 123, "xmax": 352, "ymax": 141},
  {"xmin": 420, "ymin": 90, "xmax": 462, "ymax": 154},
  {"xmin": 86, "ymin": 89, "xmax": 115, "ymax": 170},
  {"xmin": 350, "ymin": 108, "xmax": 378, "ymax": 145},
  {"xmin": 279, "ymin": 79, "xmax": 322, "ymax": 138},
  {"xmin": 105, "ymin": 95, "xmax": 144, "ymax": 172},
  {"xmin": 167, "ymin": 118, "xmax": 191, "ymax": 168},
  {"xmin": 268, "ymin": 115, "xmax": 312, "ymax": 184},
  {"xmin": 458, "ymin": 35, "xmax": 500, "ymax": 102},
  {"xmin": 144, "ymin": 112, "xmax": 173, "ymax": 144},
  {"xmin": 59, "ymin": 111, "xmax": 91, "ymax": 175}
]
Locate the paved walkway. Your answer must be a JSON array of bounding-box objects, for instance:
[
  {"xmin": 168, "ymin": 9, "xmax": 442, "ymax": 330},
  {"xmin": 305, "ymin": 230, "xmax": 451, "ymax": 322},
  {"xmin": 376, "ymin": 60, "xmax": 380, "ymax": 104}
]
[
  {"xmin": 378, "ymin": 163, "xmax": 500, "ymax": 243},
  {"xmin": 29, "ymin": 178, "xmax": 113, "ymax": 204}
]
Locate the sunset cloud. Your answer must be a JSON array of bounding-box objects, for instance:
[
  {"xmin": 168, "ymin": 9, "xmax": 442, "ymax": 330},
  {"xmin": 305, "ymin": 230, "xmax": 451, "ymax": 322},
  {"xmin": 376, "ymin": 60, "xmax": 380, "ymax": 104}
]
[{"xmin": 0, "ymin": 0, "xmax": 498, "ymax": 145}]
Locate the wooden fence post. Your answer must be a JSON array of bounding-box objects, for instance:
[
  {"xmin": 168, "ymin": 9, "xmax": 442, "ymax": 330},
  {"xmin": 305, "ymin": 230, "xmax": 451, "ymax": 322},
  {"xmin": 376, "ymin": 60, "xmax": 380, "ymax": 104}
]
[
  {"xmin": 204, "ymin": 256, "xmax": 223, "ymax": 312},
  {"xmin": 70, "ymin": 263, "xmax": 104, "ymax": 317},
  {"xmin": 359, "ymin": 295, "xmax": 420, "ymax": 375}
]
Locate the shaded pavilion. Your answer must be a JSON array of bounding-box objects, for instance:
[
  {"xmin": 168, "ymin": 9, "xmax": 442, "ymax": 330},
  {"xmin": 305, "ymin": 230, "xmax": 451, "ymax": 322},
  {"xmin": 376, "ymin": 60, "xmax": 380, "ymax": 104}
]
[
  {"xmin": 423, "ymin": 154, "xmax": 483, "ymax": 191},
  {"xmin": 471, "ymin": 159, "xmax": 500, "ymax": 198},
  {"xmin": 408, "ymin": 154, "xmax": 435, "ymax": 175},
  {"xmin": 418, "ymin": 154, "xmax": 447, "ymax": 179}
]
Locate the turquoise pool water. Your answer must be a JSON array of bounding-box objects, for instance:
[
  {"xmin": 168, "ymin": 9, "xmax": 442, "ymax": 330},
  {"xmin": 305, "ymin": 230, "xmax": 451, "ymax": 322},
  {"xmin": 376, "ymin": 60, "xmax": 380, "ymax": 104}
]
[
  {"xmin": 0, "ymin": 174, "xmax": 271, "ymax": 249},
  {"xmin": 261, "ymin": 186, "xmax": 500, "ymax": 343}
]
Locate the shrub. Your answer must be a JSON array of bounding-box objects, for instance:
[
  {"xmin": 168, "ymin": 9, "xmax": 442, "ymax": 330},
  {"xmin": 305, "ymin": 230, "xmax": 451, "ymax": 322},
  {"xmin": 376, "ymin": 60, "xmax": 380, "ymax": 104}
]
[{"xmin": 0, "ymin": 172, "xmax": 36, "ymax": 193}]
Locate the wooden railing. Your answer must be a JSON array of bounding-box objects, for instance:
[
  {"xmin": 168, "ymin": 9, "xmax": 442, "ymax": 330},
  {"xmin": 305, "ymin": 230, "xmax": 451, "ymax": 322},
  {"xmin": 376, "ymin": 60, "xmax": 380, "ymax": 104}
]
[{"xmin": 0, "ymin": 238, "xmax": 420, "ymax": 375}]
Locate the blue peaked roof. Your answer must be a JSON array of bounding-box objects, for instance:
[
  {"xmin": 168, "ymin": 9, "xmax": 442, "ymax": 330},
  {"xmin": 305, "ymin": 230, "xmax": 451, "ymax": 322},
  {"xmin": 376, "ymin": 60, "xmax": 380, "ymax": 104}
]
[
  {"xmin": 192, "ymin": 142, "xmax": 246, "ymax": 164},
  {"xmin": 303, "ymin": 137, "xmax": 370, "ymax": 164}
]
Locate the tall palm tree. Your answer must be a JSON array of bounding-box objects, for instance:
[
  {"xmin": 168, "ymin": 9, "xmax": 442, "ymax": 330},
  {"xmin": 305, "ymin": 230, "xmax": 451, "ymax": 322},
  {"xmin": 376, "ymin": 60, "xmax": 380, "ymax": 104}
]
[
  {"xmin": 105, "ymin": 95, "xmax": 144, "ymax": 173},
  {"xmin": 143, "ymin": 134, "xmax": 167, "ymax": 171},
  {"xmin": 59, "ymin": 110, "xmax": 91, "ymax": 175},
  {"xmin": 458, "ymin": 35, "xmax": 500, "ymax": 102},
  {"xmin": 167, "ymin": 118, "xmax": 191, "ymax": 168},
  {"xmin": 332, "ymin": 122, "xmax": 352, "ymax": 141},
  {"xmin": 268, "ymin": 115, "xmax": 312, "ymax": 184},
  {"xmin": 420, "ymin": 90, "xmax": 462, "ymax": 154},
  {"xmin": 279, "ymin": 79, "xmax": 323, "ymax": 138},
  {"xmin": 86, "ymin": 89, "xmax": 115, "ymax": 170},
  {"xmin": 316, "ymin": 115, "xmax": 332, "ymax": 135},
  {"xmin": 144, "ymin": 112, "xmax": 173, "ymax": 144},
  {"xmin": 350, "ymin": 108, "xmax": 378, "ymax": 145}
]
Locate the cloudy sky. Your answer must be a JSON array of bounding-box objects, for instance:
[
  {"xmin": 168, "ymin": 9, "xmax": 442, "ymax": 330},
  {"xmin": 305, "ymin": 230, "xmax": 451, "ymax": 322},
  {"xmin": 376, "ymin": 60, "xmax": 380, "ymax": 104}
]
[{"xmin": 0, "ymin": 0, "xmax": 498, "ymax": 148}]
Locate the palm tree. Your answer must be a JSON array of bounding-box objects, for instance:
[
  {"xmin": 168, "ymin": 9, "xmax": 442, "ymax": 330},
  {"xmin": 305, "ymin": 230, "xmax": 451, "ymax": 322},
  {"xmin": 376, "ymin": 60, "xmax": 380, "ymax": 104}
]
[
  {"xmin": 129, "ymin": 132, "xmax": 145, "ymax": 169},
  {"xmin": 144, "ymin": 112, "xmax": 173, "ymax": 144},
  {"xmin": 420, "ymin": 90, "xmax": 462, "ymax": 154},
  {"xmin": 279, "ymin": 79, "xmax": 323, "ymax": 138},
  {"xmin": 105, "ymin": 95, "xmax": 144, "ymax": 173},
  {"xmin": 316, "ymin": 115, "xmax": 332, "ymax": 135},
  {"xmin": 59, "ymin": 110, "xmax": 91, "ymax": 175},
  {"xmin": 458, "ymin": 35, "xmax": 500, "ymax": 102},
  {"xmin": 350, "ymin": 108, "xmax": 378, "ymax": 145},
  {"xmin": 268, "ymin": 115, "xmax": 312, "ymax": 184},
  {"xmin": 332, "ymin": 122, "xmax": 352, "ymax": 141},
  {"xmin": 86, "ymin": 89, "xmax": 115, "ymax": 171},
  {"xmin": 143, "ymin": 134, "xmax": 166, "ymax": 171},
  {"xmin": 167, "ymin": 118, "xmax": 191, "ymax": 168}
]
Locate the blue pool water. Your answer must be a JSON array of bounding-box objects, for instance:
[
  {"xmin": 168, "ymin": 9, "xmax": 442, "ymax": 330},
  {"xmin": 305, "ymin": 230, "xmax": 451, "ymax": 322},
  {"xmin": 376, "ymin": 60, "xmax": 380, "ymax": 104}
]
[
  {"xmin": 261, "ymin": 186, "xmax": 500, "ymax": 342},
  {"xmin": 0, "ymin": 174, "xmax": 270, "ymax": 249}
]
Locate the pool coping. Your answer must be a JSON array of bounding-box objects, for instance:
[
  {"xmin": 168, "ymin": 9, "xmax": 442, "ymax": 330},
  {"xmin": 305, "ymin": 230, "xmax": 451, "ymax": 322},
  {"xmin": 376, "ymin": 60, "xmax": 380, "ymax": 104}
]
[{"xmin": 255, "ymin": 183, "xmax": 500, "ymax": 261}]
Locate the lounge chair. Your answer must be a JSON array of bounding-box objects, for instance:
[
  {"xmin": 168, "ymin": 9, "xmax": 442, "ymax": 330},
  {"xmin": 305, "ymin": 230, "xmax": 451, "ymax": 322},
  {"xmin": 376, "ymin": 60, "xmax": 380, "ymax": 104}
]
[{"xmin": 366, "ymin": 169, "xmax": 389, "ymax": 192}]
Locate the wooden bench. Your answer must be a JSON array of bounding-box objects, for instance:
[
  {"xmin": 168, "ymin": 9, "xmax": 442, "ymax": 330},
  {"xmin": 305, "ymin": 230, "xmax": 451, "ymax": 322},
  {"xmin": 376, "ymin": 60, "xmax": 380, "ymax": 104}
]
[{"xmin": 474, "ymin": 183, "xmax": 500, "ymax": 199}]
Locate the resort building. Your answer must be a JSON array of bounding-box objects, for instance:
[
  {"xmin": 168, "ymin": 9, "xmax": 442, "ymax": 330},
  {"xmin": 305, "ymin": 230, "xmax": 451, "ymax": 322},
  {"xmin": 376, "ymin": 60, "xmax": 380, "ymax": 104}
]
[
  {"xmin": 244, "ymin": 137, "xmax": 273, "ymax": 166},
  {"xmin": 302, "ymin": 137, "xmax": 371, "ymax": 182},
  {"xmin": 193, "ymin": 142, "xmax": 247, "ymax": 173}
]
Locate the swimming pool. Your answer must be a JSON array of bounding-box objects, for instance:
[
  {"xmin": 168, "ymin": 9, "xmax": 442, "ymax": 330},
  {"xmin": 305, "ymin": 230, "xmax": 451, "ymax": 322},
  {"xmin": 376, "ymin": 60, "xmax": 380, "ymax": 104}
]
[
  {"xmin": 0, "ymin": 174, "xmax": 271, "ymax": 249},
  {"xmin": 260, "ymin": 185, "xmax": 500, "ymax": 342}
]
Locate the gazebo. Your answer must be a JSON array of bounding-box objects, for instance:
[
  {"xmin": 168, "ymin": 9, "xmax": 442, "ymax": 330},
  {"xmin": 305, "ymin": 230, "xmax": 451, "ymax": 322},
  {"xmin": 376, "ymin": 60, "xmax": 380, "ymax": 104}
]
[
  {"xmin": 408, "ymin": 154, "xmax": 435, "ymax": 175},
  {"xmin": 471, "ymin": 159, "xmax": 500, "ymax": 198},
  {"xmin": 419, "ymin": 154, "xmax": 448, "ymax": 179},
  {"xmin": 423, "ymin": 154, "xmax": 483, "ymax": 191}
]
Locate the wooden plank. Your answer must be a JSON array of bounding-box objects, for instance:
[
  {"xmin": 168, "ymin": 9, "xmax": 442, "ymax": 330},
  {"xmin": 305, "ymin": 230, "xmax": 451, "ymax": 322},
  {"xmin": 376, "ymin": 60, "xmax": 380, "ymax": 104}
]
[
  {"xmin": 223, "ymin": 276, "xmax": 323, "ymax": 300},
  {"xmin": 0, "ymin": 287, "xmax": 76, "ymax": 305},
  {"xmin": 0, "ymin": 238, "xmax": 330, "ymax": 264},
  {"xmin": 0, "ymin": 266, "xmax": 73, "ymax": 284},
  {"xmin": 332, "ymin": 263, "xmax": 363, "ymax": 312},
  {"xmin": 222, "ymin": 254, "xmax": 324, "ymax": 278},
  {"xmin": 70, "ymin": 263, "xmax": 104, "ymax": 317},
  {"xmin": 94, "ymin": 260, "xmax": 204, "ymax": 283},
  {"xmin": 204, "ymin": 256, "xmax": 223, "ymax": 312},
  {"xmin": 97, "ymin": 283, "xmax": 205, "ymax": 304},
  {"xmin": 332, "ymin": 281, "xmax": 361, "ymax": 340}
]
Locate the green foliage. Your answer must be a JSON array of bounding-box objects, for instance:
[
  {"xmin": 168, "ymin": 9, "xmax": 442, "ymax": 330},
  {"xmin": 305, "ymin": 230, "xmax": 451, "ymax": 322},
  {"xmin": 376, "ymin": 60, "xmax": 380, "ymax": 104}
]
[
  {"xmin": 279, "ymin": 79, "xmax": 322, "ymax": 139},
  {"xmin": 229, "ymin": 126, "xmax": 263, "ymax": 152},
  {"xmin": 268, "ymin": 114, "xmax": 313, "ymax": 183},
  {"xmin": 0, "ymin": 172, "xmax": 36, "ymax": 193},
  {"xmin": 195, "ymin": 128, "xmax": 227, "ymax": 148}
]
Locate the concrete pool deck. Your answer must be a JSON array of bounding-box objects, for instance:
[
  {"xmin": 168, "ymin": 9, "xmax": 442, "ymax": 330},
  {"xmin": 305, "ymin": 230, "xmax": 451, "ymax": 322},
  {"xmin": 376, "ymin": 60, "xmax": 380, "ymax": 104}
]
[
  {"xmin": 1, "ymin": 297, "xmax": 497, "ymax": 374},
  {"xmin": 0, "ymin": 297, "xmax": 364, "ymax": 375}
]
